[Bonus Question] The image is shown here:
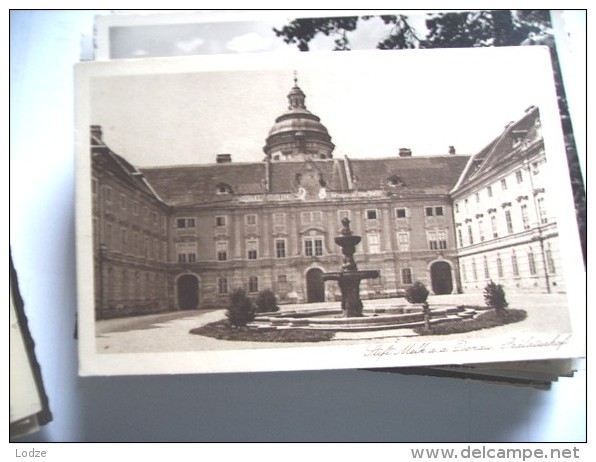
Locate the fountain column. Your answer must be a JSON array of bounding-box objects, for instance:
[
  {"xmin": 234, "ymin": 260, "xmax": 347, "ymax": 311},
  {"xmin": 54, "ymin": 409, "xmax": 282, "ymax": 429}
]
[{"xmin": 322, "ymin": 218, "xmax": 380, "ymax": 317}]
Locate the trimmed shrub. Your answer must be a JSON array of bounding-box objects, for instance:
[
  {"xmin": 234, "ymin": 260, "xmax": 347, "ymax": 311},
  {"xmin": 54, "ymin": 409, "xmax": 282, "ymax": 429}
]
[
  {"xmin": 405, "ymin": 281, "xmax": 430, "ymax": 305},
  {"xmin": 483, "ymin": 280, "xmax": 509, "ymax": 313},
  {"xmin": 255, "ymin": 289, "xmax": 279, "ymax": 313},
  {"xmin": 226, "ymin": 288, "xmax": 255, "ymax": 327}
]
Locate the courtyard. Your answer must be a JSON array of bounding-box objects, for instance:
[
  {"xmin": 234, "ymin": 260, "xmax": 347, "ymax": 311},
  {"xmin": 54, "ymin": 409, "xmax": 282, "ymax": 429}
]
[{"xmin": 94, "ymin": 293, "xmax": 573, "ymax": 354}]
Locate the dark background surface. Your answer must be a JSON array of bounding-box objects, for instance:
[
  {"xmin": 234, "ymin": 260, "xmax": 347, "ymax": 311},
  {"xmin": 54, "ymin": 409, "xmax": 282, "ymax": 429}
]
[{"xmin": 10, "ymin": 10, "xmax": 586, "ymax": 443}]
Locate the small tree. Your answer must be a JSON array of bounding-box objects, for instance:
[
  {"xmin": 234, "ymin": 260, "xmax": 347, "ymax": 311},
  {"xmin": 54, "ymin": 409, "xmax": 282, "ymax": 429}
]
[
  {"xmin": 226, "ymin": 288, "xmax": 255, "ymax": 328},
  {"xmin": 406, "ymin": 281, "xmax": 431, "ymax": 329},
  {"xmin": 255, "ymin": 289, "xmax": 279, "ymax": 313},
  {"xmin": 484, "ymin": 280, "xmax": 509, "ymax": 313}
]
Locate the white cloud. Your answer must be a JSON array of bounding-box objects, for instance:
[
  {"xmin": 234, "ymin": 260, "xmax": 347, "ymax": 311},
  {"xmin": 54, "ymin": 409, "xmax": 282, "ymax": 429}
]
[
  {"xmin": 226, "ymin": 32, "xmax": 273, "ymax": 53},
  {"xmin": 175, "ymin": 37, "xmax": 206, "ymax": 54}
]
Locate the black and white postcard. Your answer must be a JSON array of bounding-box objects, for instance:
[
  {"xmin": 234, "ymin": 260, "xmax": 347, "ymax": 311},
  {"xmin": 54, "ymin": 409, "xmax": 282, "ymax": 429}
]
[{"xmin": 76, "ymin": 46, "xmax": 585, "ymax": 376}]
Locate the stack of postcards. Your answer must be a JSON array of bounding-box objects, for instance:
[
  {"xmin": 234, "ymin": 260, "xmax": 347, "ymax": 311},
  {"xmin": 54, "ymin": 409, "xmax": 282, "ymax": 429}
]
[{"xmin": 71, "ymin": 11, "xmax": 585, "ymax": 388}]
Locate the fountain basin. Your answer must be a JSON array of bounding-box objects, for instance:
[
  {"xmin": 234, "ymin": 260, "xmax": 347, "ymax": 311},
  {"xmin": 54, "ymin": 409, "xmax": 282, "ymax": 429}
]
[{"xmin": 252, "ymin": 305, "xmax": 477, "ymax": 332}]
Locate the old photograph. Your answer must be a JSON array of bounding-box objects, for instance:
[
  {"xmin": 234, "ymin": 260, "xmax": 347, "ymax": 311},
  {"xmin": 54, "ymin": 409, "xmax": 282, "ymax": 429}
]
[{"xmin": 76, "ymin": 47, "xmax": 585, "ymax": 376}]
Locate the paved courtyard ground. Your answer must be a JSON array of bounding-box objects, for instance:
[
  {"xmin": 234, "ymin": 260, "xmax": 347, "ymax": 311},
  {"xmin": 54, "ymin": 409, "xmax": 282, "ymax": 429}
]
[{"xmin": 94, "ymin": 293, "xmax": 575, "ymax": 354}]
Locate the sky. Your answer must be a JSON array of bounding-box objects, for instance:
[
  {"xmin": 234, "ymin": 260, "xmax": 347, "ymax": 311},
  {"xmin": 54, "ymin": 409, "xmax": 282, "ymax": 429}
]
[
  {"xmin": 85, "ymin": 43, "xmax": 560, "ymax": 168},
  {"xmin": 86, "ymin": 12, "xmax": 564, "ymax": 167}
]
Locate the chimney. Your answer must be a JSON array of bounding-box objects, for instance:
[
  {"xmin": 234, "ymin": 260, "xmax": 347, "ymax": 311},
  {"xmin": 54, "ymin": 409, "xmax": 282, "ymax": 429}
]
[
  {"xmin": 398, "ymin": 148, "xmax": 412, "ymax": 157},
  {"xmin": 91, "ymin": 125, "xmax": 103, "ymax": 145},
  {"xmin": 216, "ymin": 153, "xmax": 232, "ymax": 164},
  {"xmin": 449, "ymin": 146, "xmax": 456, "ymax": 155}
]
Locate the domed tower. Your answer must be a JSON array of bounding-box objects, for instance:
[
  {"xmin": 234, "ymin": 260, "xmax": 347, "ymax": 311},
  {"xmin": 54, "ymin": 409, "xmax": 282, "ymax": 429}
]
[{"xmin": 263, "ymin": 75, "xmax": 335, "ymax": 162}]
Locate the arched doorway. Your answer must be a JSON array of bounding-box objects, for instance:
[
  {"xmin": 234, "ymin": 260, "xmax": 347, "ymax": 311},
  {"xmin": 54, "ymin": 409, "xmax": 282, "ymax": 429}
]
[
  {"xmin": 177, "ymin": 274, "xmax": 199, "ymax": 310},
  {"xmin": 306, "ymin": 268, "xmax": 325, "ymax": 303},
  {"xmin": 430, "ymin": 261, "xmax": 453, "ymax": 295}
]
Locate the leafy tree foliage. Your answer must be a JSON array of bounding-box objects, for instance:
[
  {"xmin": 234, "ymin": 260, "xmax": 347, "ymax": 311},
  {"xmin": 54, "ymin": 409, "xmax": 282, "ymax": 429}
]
[{"xmin": 274, "ymin": 11, "xmax": 585, "ymax": 263}]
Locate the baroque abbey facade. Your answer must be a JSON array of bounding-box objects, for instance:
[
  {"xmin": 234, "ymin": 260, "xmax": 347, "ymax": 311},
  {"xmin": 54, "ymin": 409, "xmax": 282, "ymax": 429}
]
[{"xmin": 91, "ymin": 80, "xmax": 563, "ymax": 319}]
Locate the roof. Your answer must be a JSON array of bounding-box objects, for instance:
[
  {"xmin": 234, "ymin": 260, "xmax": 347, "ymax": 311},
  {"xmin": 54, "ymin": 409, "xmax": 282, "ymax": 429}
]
[
  {"xmin": 452, "ymin": 106, "xmax": 541, "ymax": 191},
  {"xmin": 140, "ymin": 154, "xmax": 470, "ymax": 206},
  {"xmin": 350, "ymin": 155, "xmax": 471, "ymax": 195}
]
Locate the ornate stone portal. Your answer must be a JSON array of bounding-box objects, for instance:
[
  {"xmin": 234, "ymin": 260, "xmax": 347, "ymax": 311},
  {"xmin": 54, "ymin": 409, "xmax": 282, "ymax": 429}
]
[{"xmin": 322, "ymin": 218, "xmax": 380, "ymax": 317}]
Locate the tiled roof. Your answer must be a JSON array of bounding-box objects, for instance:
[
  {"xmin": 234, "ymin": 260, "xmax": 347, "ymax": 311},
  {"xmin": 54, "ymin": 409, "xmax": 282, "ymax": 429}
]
[
  {"xmin": 140, "ymin": 163, "xmax": 267, "ymax": 207},
  {"xmin": 453, "ymin": 107, "xmax": 540, "ymax": 189},
  {"xmin": 350, "ymin": 155, "xmax": 471, "ymax": 194},
  {"xmin": 140, "ymin": 154, "xmax": 470, "ymax": 206}
]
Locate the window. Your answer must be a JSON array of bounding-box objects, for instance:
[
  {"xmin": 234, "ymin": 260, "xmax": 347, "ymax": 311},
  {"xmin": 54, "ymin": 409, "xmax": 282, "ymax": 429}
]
[
  {"xmin": 248, "ymin": 276, "xmax": 259, "ymax": 293},
  {"xmin": 546, "ymin": 243, "xmax": 556, "ymax": 274},
  {"xmin": 475, "ymin": 192, "xmax": 480, "ymax": 203},
  {"xmin": 120, "ymin": 194, "xmax": 127, "ymax": 210},
  {"xmin": 483, "ymin": 256, "xmax": 490, "ymax": 279},
  {"xmin": 491, "ymin": 215, "xmax": 498, "ymax": 238},
  {"xmin": 472, "ymin": 259, "xmax": 478, "ymax": 280},
  {"xmin": 428, "ymin": 231, "xmax": 438, "ymax": 250},
  {"xmin": 501, "ymin": 178, "xmax": 508, "ymax": 191},
  {"xmin": 367, "ymin": 233, "xmax": 380, "ymax": 253},
  {"xmin": 457, "ymin": 228, "xmax": 464, "ymax": 248},
  {"xmin": 397, "ymin": 232, "xmax": 410, "ymax": 251},
  {"xmin": 177, "ymin": 217, "xmax": 196, "ymax": 228},
  {"xmin": 487, "ymin": 186, "xmax": 493, "ymax": 198},
  {"xmin": 425, "ymin": 206, "xmax": 444, "ymax": 217},
  {"xmin": 215, "ymin": 215, "xmax": 227, "ymax": 227},
  {"xmin": 427, "ymin": 230, "xmax": 447, "ymax": 250},
  {"xmin": 521, "ymin": 204, "xmax": 530, "ymax": 230},
  {"xmin": 216, "ymin": 241, "xmax": 228, "ymax": 261},
  {"xmin": 497, "ymin": 253, "xmax": 504, "ymax": 278},
  {"xmin": 401, "ymin": 268, "xmax": 413, "ymax": 285},
  {"xmin": 537, "ymin": 197, "xmax": 548, "ymax": 224},
  {"xmin": 505, "ymin": 210, "xmax": 514, "ymax": 234},
  {"xmin": 461, "ymin": 262, "xmax": 467, "ymax": 282},
  {"xmin": 304, "ymin": 237, "xmax": 323, "ymax": 257},
  {"xmin": 395, "ymin": 207, "xmax": 408, "ymax": 219},
  {"xmin": 467, "ymin": 225, "xmax": 474, "ymax": 245},
  {"xmin": 176, "ymin": 242, "xmax": 197, "ymax": 263},
  {"xmin": 133, "ymin": 201, "xmax": 139, "ymax": 215},
  {"xmin": 245, "ymin": 214, "xmax": 257, "ymax": 226},
  {"xmin": 478, "ymin": 219, "xmax": 485, "ymax": 242},
  {"xmin": 273, "ymin": 212, "xmax": 286, "ymax": 232},
  {"xmin": 121, "ymin": 227, "xmax": 127, "ymax": 247},
  {"xmin": 315, "ymin": 239, "xmax": 323, "ymax": 256},
  {"xmin": 277, "ymin": 274, "xmax": 288, "ymax": 292},
  {"xmin": 105, "ymin": 223, "xmax": 113, "ymax": 248},
  {"xmin": 275, "ymin": 239, "xmax": 286, "ymax": 258},
  {"xmin": 301, "ymin": 211, "xmax": 322, "ymax": 224},
  {"xmin": 218, "ymin": 277, "xmax": 228, "ymax": 295},
  {"xmin": 528, "ymin": 249, "xmax": 537, "ymax": 275},
  {"xmin": 437, "ymin": 230, "xmax": 447, "ymax": 249},
  {"xmin": 516, "ymin": 170, "xmax": 524, "ymax": 184},
  {"xmin": 454, "ymin": 203, "xmax": 459, "ymax": 213},
  {"xmin": 246, "ymin": 240, "xmax": 258, "ymax": 260},
  {"xmin": 152, "ymin": 211, "xmax": 157, "ymax": 224},
  {"xmin": 511, "ymin": 250, "xmax": 519, "ymax": 276},
  {"xmin": 366, "ymin": 209, "xmax": 378, "ymax": 220},
  {"xmin": 217, "ymin": 183, "xmax": 231, "ymax": 194}
]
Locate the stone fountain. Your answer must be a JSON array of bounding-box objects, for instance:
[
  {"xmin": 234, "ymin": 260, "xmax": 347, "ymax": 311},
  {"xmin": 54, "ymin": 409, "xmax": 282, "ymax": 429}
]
[{"xmin": 322, "ymin": 218, "xmax": 380, "ymax": 317}]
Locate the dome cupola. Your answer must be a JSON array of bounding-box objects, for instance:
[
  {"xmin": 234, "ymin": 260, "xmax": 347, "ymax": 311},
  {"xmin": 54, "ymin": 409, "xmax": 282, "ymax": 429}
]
[{"xmin": 263, "ymin": 75, "xmax": 335, "ymax": 162}]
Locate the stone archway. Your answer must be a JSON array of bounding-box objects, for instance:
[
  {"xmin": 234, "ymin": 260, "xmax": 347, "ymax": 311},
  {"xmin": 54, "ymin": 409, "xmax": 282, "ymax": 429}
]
[
  {"xmin": 306, "ymin": 268, "xmax": 325, "ymax": 303},
  {"xmin": 430, "ymin": 261, "xmax": 453, "ymax": 295},
  {"xmin": 176, "ymin": 274, "xmax": 199, "ymax": 310}
]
